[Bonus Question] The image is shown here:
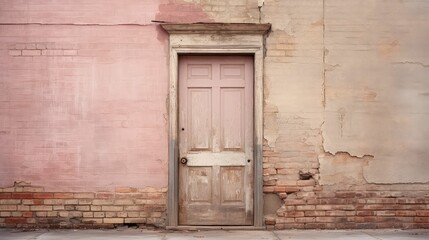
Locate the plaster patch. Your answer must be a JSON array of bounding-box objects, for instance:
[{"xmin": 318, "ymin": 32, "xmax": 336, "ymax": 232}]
[
  {"xmin": 264, "ymin": 104, "xmax": 279, "ymax": 148},
  {"xmin": 319, "ymin": 152, "xmax": 372, "ymax": 186}
]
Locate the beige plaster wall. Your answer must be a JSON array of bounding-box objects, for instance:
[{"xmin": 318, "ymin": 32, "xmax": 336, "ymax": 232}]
[
  {"xmin": 249, "ymin": 0, "xmax": 428, "ymax": 185},
  {"xmin": 322, "ymin": 0, "xmax": 429, "ymax": 184}
]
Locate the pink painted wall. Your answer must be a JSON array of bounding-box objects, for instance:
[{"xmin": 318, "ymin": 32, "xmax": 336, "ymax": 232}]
[{"xmin": 0, "ymin": 0, "xmax": 213, "ymax": 191}]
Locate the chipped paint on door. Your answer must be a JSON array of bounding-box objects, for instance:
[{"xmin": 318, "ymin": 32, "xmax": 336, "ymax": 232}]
[{"xmin": 178, "ymin": 56, "xmax": 254, "ymax": 225}]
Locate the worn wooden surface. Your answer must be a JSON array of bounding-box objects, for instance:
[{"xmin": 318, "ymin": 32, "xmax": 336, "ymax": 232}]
[{"xmin": 178, "ymin": 56, "xmax": 254, "ymax": 225}]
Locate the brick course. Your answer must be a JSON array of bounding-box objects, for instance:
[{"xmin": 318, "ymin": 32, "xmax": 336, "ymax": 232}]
[{"xmin": 0, "ymin": 184, "xmax": 166, "ymax": 229}]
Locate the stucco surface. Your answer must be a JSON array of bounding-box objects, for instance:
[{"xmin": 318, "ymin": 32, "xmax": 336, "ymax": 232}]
[{"xmin": 322, "ymin": 0, "xmax": 429, "ymax": 184}]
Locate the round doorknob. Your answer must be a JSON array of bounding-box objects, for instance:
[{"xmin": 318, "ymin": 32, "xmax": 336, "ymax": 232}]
[{"xmin": 180, "ymin": 157, "xmax": 188, "ymax": 165}]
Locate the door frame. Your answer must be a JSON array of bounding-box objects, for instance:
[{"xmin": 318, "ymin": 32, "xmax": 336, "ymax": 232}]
[{"xmin": 161, "ymin": 23, "xmax": 271, "ymax": 228}]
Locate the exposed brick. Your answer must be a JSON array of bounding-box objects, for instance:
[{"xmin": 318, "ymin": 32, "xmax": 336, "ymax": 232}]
[
  {"xmin": 34, "ymin": 193, "xmax": 54, "ymax": 199},
  {"xmin": 305, "ymin": 211, "xmax": 325, "ymax": 217},
  {"xmin": 94, "ymin": 212, "xmax": 105, "ymax": 218},
  {"xmin": 96, "ymin": 193, "xmax": 114, "ymax": 198},
  {"xmin": 17, "ymin": 205, "xmax": 30, "ymax": 211},
  {"xmin": 93, "ymin": 199, "xmax": 114, "ymax": 205},
  {"xmin": 376, "ymin": 210, "xmax": 396, "ymax": 216},
  {"xmin": 115, "ymin": 187, "xmax": 137, "ymax": 193},
  {"xmin": 315, "ymin": 217, "xmax": 337, "ymax": 223},
  {"xmin": 25, "ymin": 43, "xmax": 36, "ymax": 49},
  {"xmin": 59, "ymin": 211, "xmax": 69, "ymax": 217},
  {"xmin": 41, "ymin": 49, "xmax": 63, "ymax": 56},
  {"xmin": 357, "ymin": 211, "xmax": 375, "ymax": 216},
  {"xmin": 83, "ymin": 212, "xmax": 93, "ymax": 218},
  {"xmin": 82, "ymin": 218, "xmax": 103, "ymax": 224},
  {"xmin": 0, "ymin": 199, "xmax": 21, "ymax": 204},
  {"xmin": 0, "ymin": 205, "xmax": 17, "ymax": 211},
  {"xmin": 102, "ymin": 206, "xmax": 123, "ymax": 211},
  {"xmin": 22, "ymin": 212, "xmax": 33, "ymax": 218},
  {"xmin": 8, "ymin": 50, "xmax": 21, "ymax": 56},
  {"xmin": 296, "ymin": 205, "xmax": 315, "ymax": 211},
  {"xmin": 335, "ymin": 192, "xmax": 356, "ymax": 198},
  {"xmin": 22, "ymin": 199, "xmax": 43, "ymax": 205},
  {"xmin": 103, "ymin": 218, "xmax": 124, "ymax": 224},
  {"xmin": 91, "ymin": 206, "xmax": 102, "ymax": 211},
  {"xmin": 285, "ymin": 211, "xmax": 304, "ymax": 217},
  {"xmin": 396, "ymin": 211, "xmax": 416, "ymax": 217},
  {"xmin": 36, "ymin": 43, "xmax": 47, "ymax": 49},
  {"xmin": 415, "ymin": 217, "xmax": 429, "ymax": 223},
  {"xmin": 416, "ymin": 210, "xmax": 429, "ymax": 217},
  {"xmin": 44, "ymin": 199, "xmax": 65, "ymax": 205},
  {"xmin": 54, "ymin": 193, "xmax": 74, "ymax": 199},
  {"xmin": 15, "ymin": 43, "xmax": 26, "ymax": 49},
  {"xmin": 114, "ymin": 199, "xmax": 134, "ymax": 205},
  {"xmin": 22, "ymin": 50, "xmax": 41, "ymax": 56},
  {"xmin": 63, "ymin": 50, "xmax": 78, "ymax": 56},
  {"xmin": 0, "ymin": 193, "xmax": 11, "ymax": 199},
  {"xmin": 74, "ymin": 193, "xmax": 95, "ymax": 199},
  {"xmin": 75, "ymin": 206, "xmax": 90, "ymax": 211},
  {"xmin": 118, "ymin": 212, "xmax": 127, "ymax": 218},
  {"xmin": 78, "ymin": 199, "xmax": 92, "ymax": 205},
  {"xmin": 64, "ymin": 199, "xmax": 78, "ymax": 205},
  {"xmin": 125, "ymin": 218, "xmax": 146, "ymax": 224},
  {"xmin": 30, "ymin": 205, "xmax": 53, "ymax": 211},
  {"xmin": 5, "ymin": 218, "xmax": 27, "ymax": 224},
  {"xmin": 295, "ymin": 217, "xmax": 315, "ymax": 223}
]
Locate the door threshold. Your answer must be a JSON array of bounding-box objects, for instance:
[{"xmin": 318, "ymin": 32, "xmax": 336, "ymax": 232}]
[{"xmin": 166, "ymin": 226, "xmax": 266, "ymax": 231}]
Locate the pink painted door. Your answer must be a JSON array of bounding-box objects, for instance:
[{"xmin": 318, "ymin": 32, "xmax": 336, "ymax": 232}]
[{"xmin": 178, "ymin": 56, "xmax": 254, "ymax": 225}]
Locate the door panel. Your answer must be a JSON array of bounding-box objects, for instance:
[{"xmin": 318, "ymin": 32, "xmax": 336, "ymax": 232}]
[
  {"xmin": 221, "ymin": 88, "xmax": 244, "ymax": 151},
  {"xmin": 178, "ymin": 56, "xmax": 254, "ymax": 226},
  {"xmin": 188, "ymin": 89, "xmax": 212, "ymax": 151}
]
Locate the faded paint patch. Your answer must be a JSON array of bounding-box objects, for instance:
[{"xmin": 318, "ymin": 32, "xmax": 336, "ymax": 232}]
[
  {"xmin": 377, "ymin": 40, "xmax": 400, "ymax": 58},
  {"xmin": 264, "ymin": 104, "xmax": 279, "ymax": 148},
  {"xmin": 263, "ymin": 193, "xmax": 282, "ymax": 215},
  {"xmin": 155, "ymin": 0, "xmax": 213, "ymax": 23}
]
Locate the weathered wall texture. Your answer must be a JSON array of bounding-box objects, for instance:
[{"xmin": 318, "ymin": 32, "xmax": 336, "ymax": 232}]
[
  {"xmin": 261, "ymin": 0, "xmax": 429, "ymax": 229},
  {"xmin": 0, "ymin": 0, "xmax": 428, "ymax": 229},
  {"xmin": 0, "ymin": 0, "xmax": 169, "ymax": 192}
]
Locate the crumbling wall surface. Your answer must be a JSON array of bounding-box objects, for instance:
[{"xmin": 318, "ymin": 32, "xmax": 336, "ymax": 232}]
[
  {"xmin": 1, "ymin": 0, "xmax": 429, "ymax": 230},
  {"xmin": 323, "ymin": 0, "xmax": 429, "ymax": 184},
  {"xmin": 261, "ymin": 0, "xmax": 429, "ymax": 229}
]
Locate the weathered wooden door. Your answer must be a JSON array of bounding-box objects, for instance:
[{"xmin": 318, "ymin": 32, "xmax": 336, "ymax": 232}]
[{"xmin": 178, "ymin": 56, "xmax": 254, "ymax": 225}]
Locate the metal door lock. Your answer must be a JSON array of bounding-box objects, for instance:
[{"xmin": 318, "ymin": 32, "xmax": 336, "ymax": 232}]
[{"xmin": 180, "ymin": 157, "xmax": 188, "ymax": 165}]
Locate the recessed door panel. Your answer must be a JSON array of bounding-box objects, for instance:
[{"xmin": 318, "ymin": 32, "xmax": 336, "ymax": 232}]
[
  {"xmin": 221, "ymin": 88, "xmax": 244, "ymax": 151},
  {"xmin": 188, "ymin": 89, "xmax": 212, "ymax": 151}
]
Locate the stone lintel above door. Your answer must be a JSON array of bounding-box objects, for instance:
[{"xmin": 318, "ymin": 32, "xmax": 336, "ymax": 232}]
[{"xmin": 161, "ymin": 23, "xmax": 271, "ymax": 35}]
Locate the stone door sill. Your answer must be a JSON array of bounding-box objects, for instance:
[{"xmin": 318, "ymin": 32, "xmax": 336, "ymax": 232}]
[{"xmin": 166, "ymin": 226, "xmax": 266, "ymax": 231}]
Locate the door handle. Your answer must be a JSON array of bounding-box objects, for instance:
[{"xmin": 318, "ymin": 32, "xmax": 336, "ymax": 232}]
[{"xmin": 180, "ymin": 157, "xmax": 188, "ymax": 165}]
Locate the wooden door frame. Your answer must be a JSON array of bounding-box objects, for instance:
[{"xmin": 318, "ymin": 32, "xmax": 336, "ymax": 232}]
[{"xmin": 161, "ymin": 23, "xmax": 271, "ymax": 228}]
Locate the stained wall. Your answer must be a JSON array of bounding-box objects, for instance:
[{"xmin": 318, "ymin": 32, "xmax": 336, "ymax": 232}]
[{"xmin": 0, "ymin": 0, "xmax": 428, "ymax": 229}]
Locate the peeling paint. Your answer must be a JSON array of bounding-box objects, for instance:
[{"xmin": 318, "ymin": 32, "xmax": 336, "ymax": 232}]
[
  {"xmin": 392, "ymin": 61, "xmax": 429, "ymax": 67},
  {"xmin": 264, "ymin": 104, "xmax": 279, "ymax": 148},
  {"xmin": 319, "ymin": 151, "xmax": 373, "ymax": 186}
]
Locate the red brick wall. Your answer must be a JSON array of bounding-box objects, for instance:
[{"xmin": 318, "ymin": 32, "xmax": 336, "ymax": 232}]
[{"xmin": 0, "ymin": 183, "xmax": 166, "ymax": 228}]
